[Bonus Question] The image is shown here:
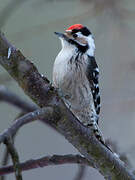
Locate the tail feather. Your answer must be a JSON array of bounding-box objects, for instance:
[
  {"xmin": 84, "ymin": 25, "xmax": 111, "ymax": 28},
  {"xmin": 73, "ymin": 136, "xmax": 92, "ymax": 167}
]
[{"xmin": 87, "ymin": 122, "xmax": 113, "ymax": 153}]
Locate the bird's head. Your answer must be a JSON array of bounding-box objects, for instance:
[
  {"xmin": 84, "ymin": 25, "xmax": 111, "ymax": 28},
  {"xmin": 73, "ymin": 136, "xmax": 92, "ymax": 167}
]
[{"xmin": 55, "ymin": 24, "xmax": 95, "ymax": 56}]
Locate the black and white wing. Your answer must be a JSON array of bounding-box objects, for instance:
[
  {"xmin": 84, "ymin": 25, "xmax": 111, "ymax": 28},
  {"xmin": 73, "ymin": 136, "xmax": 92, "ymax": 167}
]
[{"xmin": 86, "ymin": 56, "xmax": 100, "ymax": 124}]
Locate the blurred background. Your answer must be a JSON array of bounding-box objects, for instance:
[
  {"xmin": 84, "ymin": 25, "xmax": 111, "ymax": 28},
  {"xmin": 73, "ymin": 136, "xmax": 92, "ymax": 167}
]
[{"xmin": 0, "ymin": 0, "xmax": 135, "ymax": 179}]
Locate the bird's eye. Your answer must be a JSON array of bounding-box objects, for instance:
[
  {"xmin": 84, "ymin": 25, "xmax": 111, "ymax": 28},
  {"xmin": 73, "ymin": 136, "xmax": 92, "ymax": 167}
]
[{"xmin": 73, "ymin": 33, "xmax": 78, "ymax": 38}]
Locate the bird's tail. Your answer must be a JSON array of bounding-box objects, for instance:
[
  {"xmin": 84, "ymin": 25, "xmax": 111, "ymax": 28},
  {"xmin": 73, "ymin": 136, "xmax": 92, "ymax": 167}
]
[{"xmin": 87, "ymin": 120, "xmax": 113, "ymax": 153}]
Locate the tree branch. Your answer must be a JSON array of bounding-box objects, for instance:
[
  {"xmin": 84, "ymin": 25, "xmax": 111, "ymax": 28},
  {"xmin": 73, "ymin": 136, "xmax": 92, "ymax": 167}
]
[
  {"xmin": 0, "ymin": 107, "xmax": 53, "ymax": 144},
  {"xmin": 0, "ymin": 31, "xmax": 135, "ymax": 180},
  {"xmin": 0, "ymin": 154, "xmax": 90, "ymax": 176},
  {"xmin": 0, "ymin": 148, "xmax": 9, "ymax": 180},
  {"xmin": 0, "ymin": 85, "xmax": 37, "ymax": 112},
  {"xmin": 74, "ymin": 165, "xmax": 86, "ymax": 180},
  {"xmin": 0, "ymin": 112, "xmax": 28, "ymax": 180},
  {"xmin": 4, "ymin": 138, "xmax": 22, "ymax": 180}
]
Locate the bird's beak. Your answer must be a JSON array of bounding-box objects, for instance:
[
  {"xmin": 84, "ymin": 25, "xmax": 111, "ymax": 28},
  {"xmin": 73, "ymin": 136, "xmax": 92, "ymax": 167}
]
[
  {"xmin": 54, "ymin": 32, "xmax": 70, "ymax": 42},
  {"xmin": 54, "ymin": 32, "xmax": 65, "ymax": 38}
]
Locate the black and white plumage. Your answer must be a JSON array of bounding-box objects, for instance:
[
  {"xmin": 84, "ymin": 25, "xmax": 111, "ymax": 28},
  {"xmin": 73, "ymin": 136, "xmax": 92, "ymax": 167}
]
[
  {"xmin": 86, "ymin": 56, "xmax": 100, "ymax": 124},
  {"xmin": 53, "ymin": 24, "xmax": 103, "ymax": 142}
]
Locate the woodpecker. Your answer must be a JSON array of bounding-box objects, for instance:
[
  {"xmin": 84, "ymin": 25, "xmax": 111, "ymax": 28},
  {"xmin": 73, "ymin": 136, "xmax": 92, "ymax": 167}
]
[{"xmin": 53, "ymin": 24, "xmax": 103, "ymax": 144}]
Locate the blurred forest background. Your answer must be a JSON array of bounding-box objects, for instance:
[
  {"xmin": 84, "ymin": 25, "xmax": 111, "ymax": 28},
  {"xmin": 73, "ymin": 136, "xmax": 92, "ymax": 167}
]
[{"xmin": 0, "ymin": 0, "xmax": 135, "ymax": 179}]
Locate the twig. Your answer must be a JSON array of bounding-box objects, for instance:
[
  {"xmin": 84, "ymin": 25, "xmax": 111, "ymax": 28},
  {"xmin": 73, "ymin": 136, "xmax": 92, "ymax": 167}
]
[
  {"xmin": 0, "ymin": 149, "xmax": 9, "ymax": 180},
  {"xmin": 0, "ymin": 107, "xmax": 53, "ymax": 144},
  {"xmin": 0, "ymin": 154, "xmax": 90, "ymax": 176},
  {"xmin": 0, "ymin": 112, "xmax": 25, "ymax": 180},
  {"xmin": 0, "ymin": 86, "xmax": 57, "ymax": 132},
  {"xmin": 74, "ymin": 165, "xmax": 86, "ymax": 180},
  {"xmin": 4, "ymin": 138, "xmax": 22, "ymax": 180},
  {"xmin": 0, "ymin": 85, "xmax": 37, "ymax": 112}
]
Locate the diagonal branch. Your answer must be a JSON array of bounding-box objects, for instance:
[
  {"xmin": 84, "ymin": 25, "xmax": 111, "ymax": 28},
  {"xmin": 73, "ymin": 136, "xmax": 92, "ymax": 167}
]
[
  {"xmin": 0, "ymin": 31, "xmax": 135, "ymax": 180},
  {"xmin": 0, "ymin": 154, "xmax": 90, "ymax": 176}
]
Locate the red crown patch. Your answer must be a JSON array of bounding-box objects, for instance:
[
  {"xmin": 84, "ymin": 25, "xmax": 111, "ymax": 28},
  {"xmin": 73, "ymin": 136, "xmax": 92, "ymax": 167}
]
[{"xmin": 66, "ymin": 24, "xmax": 84, "ymax": 31}]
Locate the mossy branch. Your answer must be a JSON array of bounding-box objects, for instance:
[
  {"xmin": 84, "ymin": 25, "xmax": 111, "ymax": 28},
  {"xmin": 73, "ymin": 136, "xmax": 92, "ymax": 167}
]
[{"xmin": 0, "ymin": 31, "xmax": 134, "ymax": 180}]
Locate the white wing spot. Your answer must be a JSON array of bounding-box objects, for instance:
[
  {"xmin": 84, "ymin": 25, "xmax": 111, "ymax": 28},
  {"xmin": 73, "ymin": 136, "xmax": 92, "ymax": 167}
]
[
  {"xmin": 95, "ymin": 68, "xmax": 99, "ymax": 73},
  {"xmin": 93, "ymin": 72, "xmax": 95, "ymax": 76},
  {"xmin": 95, "ymin": 84, "xmax": 99, "ymax": 88},
  {"xmin": 96, "ymin": 104, "xmax": 101, "ymax": 108}
]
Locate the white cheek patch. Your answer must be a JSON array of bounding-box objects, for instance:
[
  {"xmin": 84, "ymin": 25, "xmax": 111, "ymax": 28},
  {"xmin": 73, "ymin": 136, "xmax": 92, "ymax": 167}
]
[
  {"xmin": 75, "ymin": 33, "xmax": 95, "ymax": 56},
  {"xmin": 74, "ymin": 32, "xmax": 87, "ymax": 46},
  {"xmin": 76, "ymin": 32, "xmax": 84, "ymax": 38}
]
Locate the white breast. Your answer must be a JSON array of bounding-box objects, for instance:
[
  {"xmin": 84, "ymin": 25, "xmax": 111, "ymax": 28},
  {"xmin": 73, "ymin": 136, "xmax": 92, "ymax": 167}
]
[{"xmin": 53, "ymin": 41, "xmax": 76, "ymax": 88}]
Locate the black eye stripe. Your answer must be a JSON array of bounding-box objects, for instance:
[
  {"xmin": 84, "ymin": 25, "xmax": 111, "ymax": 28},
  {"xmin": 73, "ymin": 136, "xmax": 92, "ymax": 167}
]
[
  {"xmin": 67, "ymin": 38, "xmax": 88, "ymax": 53},
  {"xmin": 73, "ymin": 34, "xmax": 78, "ymax": 38}
]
